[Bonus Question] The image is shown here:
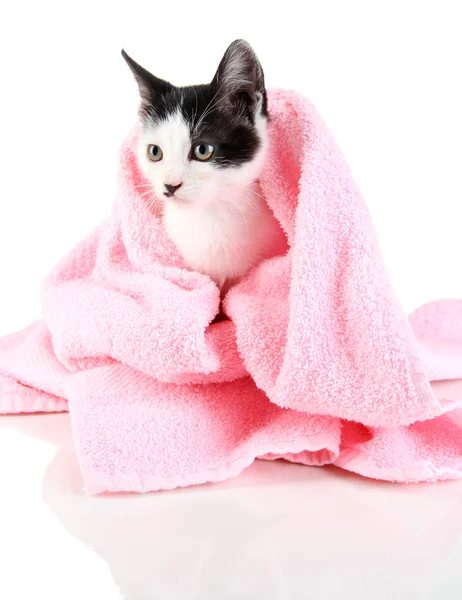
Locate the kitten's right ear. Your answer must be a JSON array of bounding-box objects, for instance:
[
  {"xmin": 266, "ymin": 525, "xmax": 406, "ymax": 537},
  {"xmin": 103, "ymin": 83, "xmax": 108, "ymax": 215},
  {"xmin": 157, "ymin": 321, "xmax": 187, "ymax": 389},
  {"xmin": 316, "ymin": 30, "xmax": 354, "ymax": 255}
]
[
  {"xmin": 121, "ymin": 49, "xmax": 172, "ymax": 106},
  {"xmin": 210, "ymin": 40, "xmax": 267, "ymax": 116}
]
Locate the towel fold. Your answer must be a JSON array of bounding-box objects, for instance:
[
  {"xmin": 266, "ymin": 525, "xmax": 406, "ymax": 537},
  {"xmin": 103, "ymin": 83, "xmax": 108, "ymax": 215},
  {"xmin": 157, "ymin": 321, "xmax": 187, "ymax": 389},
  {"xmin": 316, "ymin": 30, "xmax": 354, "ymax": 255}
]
[{"xmin": 1, "ymin": 89, "xmax": 461, "ymax": 492}]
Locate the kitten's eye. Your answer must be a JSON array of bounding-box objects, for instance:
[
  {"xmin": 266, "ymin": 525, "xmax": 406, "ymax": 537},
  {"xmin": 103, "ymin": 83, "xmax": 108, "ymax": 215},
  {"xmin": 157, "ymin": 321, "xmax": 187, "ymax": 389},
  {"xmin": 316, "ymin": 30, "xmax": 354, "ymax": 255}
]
[
  {"xmin": 147, "ymin": 144, "xmax": 163, "ymax": 162},
  {"xmin": 193, "ymin": 143, "xmax": 215, "ymax": 161}
]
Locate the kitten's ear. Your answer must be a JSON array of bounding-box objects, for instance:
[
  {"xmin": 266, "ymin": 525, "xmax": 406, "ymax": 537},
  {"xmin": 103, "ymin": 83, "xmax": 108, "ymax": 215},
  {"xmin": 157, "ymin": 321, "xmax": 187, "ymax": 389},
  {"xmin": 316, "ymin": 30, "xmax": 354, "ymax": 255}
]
[
  {"xmin": 121, "ymin": 49, "xmax": 172, "ymax": 106},
  {"xmin": 211, "ymin": 40, "xmax": 267, "ymax": 115}
]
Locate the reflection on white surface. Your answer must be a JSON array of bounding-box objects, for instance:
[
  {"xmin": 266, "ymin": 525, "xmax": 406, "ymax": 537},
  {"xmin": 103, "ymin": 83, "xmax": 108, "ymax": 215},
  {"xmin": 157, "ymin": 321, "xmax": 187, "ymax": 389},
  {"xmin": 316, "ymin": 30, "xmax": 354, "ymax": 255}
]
[{"xmin": 1, "ymin": 413, "xmax": 461, "ymax": 600}]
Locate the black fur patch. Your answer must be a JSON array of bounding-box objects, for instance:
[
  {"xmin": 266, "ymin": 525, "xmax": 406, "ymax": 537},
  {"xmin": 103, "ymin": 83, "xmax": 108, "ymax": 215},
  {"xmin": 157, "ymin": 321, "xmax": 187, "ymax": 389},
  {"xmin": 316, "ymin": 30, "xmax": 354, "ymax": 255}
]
[{"xmin": 122, "ymin": 40, "xmax": 267, "ymax": 168}]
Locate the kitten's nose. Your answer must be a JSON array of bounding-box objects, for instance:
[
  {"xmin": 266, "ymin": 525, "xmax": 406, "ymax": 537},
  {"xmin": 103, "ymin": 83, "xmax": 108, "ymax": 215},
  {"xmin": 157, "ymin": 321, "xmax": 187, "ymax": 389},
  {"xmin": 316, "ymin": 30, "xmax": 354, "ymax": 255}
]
[{"xmin": 164, "ymin": 182, "xmax": 183, "ymax": 196}]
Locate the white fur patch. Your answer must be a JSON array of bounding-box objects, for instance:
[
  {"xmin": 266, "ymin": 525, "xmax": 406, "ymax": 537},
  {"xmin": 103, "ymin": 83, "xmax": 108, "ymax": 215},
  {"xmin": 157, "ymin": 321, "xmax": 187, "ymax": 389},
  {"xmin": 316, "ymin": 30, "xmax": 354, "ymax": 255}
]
[
  {"xmin": 138, "ymin": 110, "xmax": 285, "ymax": 290},
  {"xmin": 139, "ymin": 110, "xmax": 191, "ymax": 196}
]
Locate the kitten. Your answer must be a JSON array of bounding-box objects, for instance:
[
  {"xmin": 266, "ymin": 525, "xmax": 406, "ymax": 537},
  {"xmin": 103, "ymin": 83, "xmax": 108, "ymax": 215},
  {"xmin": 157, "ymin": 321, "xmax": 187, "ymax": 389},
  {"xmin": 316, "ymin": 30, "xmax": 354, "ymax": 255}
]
[{"xmin": 122, "ymin": 39, "xmax": 286, "ymax": 295}]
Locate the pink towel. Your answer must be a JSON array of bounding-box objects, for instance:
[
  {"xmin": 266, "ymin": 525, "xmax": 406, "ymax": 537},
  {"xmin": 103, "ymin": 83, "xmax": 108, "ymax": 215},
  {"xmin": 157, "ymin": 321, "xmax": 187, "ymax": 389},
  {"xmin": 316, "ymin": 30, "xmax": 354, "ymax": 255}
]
[{"xmin": 0, "ymin": 89, "xmax": 461, "ymax": 493}]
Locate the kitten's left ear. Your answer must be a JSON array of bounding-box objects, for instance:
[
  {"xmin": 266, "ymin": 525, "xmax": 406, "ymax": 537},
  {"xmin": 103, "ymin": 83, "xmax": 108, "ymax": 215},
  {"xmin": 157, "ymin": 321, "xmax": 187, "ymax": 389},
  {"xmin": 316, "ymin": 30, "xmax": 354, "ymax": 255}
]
[
  {"xmin": 121, "ymin": 49, "xmax": 172, "ymax": 107},
  {"xmin": 211, "ymin": 40, "xmax": 267, "ymax": 117}
]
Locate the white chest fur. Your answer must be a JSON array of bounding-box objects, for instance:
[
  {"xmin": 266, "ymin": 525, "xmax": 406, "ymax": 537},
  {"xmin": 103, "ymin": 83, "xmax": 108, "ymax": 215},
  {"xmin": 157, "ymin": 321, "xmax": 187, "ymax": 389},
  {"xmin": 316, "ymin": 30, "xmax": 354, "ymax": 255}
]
[{"xmin": 163, "ymin": 185, "xmax": 285, "ymax": 290}]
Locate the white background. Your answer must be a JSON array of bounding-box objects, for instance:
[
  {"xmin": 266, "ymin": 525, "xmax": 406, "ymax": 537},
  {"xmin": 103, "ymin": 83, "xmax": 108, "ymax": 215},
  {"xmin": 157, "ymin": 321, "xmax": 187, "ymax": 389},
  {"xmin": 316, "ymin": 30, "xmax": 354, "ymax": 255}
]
[{"xmin": 0, "ymin": 1, "xmax": 461, "ymax": 599}]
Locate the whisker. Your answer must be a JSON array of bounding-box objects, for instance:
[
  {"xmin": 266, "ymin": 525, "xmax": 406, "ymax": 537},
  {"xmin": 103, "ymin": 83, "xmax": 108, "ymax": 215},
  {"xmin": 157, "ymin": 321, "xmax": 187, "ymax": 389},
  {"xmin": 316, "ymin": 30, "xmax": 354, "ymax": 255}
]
[
  {"xmin": 194, "ymin": 87, "xmax": 249, "ymax": 136},
  {"xmin": 138, "ymin": 188, "xmax": 157, "ymax": 199},
  {"xmin": 193, "ymin": 82, "xmax": 225, "ymax": 135}
]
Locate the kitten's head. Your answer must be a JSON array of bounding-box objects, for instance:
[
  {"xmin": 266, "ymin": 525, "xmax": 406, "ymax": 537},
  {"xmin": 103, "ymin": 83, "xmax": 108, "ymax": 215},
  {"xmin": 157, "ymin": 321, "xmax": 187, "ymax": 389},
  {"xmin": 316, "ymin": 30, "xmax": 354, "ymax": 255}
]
[{"xmin": 122, "ymin": 40, "xmax": 268, "ymax": 208}]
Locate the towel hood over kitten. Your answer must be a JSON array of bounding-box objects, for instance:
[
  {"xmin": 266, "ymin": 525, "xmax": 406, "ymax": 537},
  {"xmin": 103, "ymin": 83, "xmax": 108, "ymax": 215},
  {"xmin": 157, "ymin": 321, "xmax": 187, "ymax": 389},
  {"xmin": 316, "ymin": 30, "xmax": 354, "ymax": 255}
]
[{"xmin": 122, "ymin": 40, "xmax": 286, "ymax": 291}]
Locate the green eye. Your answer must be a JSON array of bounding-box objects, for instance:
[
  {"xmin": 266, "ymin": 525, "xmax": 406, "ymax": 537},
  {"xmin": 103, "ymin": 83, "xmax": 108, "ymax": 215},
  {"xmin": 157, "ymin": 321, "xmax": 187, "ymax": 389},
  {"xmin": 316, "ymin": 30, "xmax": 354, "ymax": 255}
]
[
  {"xmin": 147, "ymin": 144, "xmax": 163, "ymax": 162},
  {"xmin": 193, "ymin": 143, "xmax": 215, "ymax": 161}
]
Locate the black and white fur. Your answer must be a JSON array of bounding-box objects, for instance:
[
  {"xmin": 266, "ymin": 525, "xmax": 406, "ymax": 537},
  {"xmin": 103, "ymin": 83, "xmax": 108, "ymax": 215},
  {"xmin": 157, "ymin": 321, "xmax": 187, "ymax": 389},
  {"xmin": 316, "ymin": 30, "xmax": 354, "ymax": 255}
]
[{"xmin": 122, "ymin": 40, "xmax": 285, "ymax": 292}]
